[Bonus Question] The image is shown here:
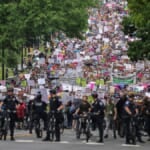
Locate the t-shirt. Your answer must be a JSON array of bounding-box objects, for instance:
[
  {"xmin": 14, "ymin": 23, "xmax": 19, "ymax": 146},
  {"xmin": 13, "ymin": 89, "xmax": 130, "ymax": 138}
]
[
  {"xmin": 79, "ymin": 102, "xmax": 91, "ymax": 114},
  {"xmin": 106, "ymin": 103, "xmax": 115, "ymax": 116}
]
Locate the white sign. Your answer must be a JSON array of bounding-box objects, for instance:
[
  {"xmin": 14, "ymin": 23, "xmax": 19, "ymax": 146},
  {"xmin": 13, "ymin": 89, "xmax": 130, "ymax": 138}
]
[
  {"xmin": 38, "ymin": 58, "xmax": 45, "ymax": 65},
  {"xmin": 38, "ymin": 78, "xmax": 46, "ymax": 85},
  {"xmin": 145, "ymin": 92, "xmax": 150, "ymax": 98},
  {"xmin": 24, "ymin": 74, "xmax": 31, "ymax": 80}
]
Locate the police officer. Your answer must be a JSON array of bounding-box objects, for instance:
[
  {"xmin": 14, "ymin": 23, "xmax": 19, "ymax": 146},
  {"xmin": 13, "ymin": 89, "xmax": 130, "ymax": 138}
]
[
  {"xmin": 123, "ymin": 94, "xmax": 138, "ymax": 144},
  {"xmin": 91, "ymin": 92, "xmax": 105, "ymax": 143},
  {"xmin": 143, "ymin": 97, "xmax": 150, "ymax": 141},
  {"xmin": 0, "ymin": 99, "xmax": 4, "ymax": 135},
  {"xmin": 29, "ymin": 91, "xmax": 47, "ymax": 136},
  {"xmin": 2, "ymin": 88, "xmax": 19, "ymax": 141},
  {"xmin": 43, "ymin": 90, "xmax": 64, "ymax": 142}
]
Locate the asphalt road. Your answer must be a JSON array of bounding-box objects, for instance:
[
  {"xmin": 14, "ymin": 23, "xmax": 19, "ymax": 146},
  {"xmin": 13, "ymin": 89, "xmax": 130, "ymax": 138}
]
[{"xmin": 0, "ymin": 129, "xmax": 149, "ymax": 150}]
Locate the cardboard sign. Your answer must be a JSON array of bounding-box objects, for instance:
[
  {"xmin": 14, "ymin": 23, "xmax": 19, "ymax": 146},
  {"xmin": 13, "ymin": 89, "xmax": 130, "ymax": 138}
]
[
  {"xmin": 31, "ymin": 88, "xmax": 38, "ymax": 95},
  {"xmin": 40, "ymin": 88, "xmax": 49, "ymax": 103},
  {"xmin": 38, "ymin": 58, "xmax": 45, "ymax": 65},
  {"xmin": 27, "ymin": 80, "xmax": 36, "ymax": 87},
  {"xmin": 38, "ymin": 78, "xmax": 46, "ymax": 85}
]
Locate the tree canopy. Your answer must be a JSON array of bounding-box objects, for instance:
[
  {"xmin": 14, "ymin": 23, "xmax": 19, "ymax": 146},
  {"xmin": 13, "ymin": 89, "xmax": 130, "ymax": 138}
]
[
  {"xmin": 0, "ymin": 0, "xmax": 98, "ymax": 68},
  {"xmin": 122, "ymin": 0, "xmax": 150, "ymax": 60}
]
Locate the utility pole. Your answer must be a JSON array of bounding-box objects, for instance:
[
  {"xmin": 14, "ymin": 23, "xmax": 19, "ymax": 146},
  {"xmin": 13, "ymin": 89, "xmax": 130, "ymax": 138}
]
[{"xmin": 2, "ymin": 46, "xmax": 5, "ymax": 80}]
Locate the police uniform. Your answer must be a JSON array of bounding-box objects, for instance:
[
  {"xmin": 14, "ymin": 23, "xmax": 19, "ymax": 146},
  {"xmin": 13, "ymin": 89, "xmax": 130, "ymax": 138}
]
[
  {"xmin": 3, "ymin": 95, "xmax": 18, "ymax": 140},
  {"xmin": 29, "ymin": 95, "xmax": 47, "ymax": 134},
  {"xmin": 123, "ymin": 100, "xmax": 136, "ymax": 144},
  {"xmin": 92, "ymin": 99, "xmax": 105, "ymax": 143}
]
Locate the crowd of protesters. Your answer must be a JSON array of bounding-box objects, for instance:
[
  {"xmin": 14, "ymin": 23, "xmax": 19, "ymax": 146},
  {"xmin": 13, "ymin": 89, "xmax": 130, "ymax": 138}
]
[{"xmin": 0, "ymin": 0, "xmax": 150, "ymax": 145}]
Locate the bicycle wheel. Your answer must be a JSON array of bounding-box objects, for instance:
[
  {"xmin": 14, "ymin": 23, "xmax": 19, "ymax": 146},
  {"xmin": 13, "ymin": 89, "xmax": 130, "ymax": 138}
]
[
  {"xmin": 119, "ymin": 124, "xmax": 125, "ymax": 138},
  {"xmin": 59, "ymin": 122, "xmax": 64, "ymax": 135},
  {"xmin": 49, "ymin": 125, "xmax": 55, "ymax": 141},
  {"xmin": 129, "ymin": 119, "xmax": 136, "ymax": 144},
  {"xmin": 39, "ymin": 129, "xmax": 43, "ymax": 138},
  {"xmin": 76, "ymin": 121, "xmax": 81, "ymax": 139},
  {"xmin": 85, "ymin": 120, "xmax": 91, "ymax": 143},
  {"xmin": 35, "ymin": 120, "xmax": 41, "ymax": 138},
  {"xmin": 76, "ymin": 129, "xmax": 81, "ymax": 139},
  {"xmin": 86, "ymin": 128, "xmax": 90, "ymax": 142},
  {"xmin": 2, "ymin": 121, "xmax": 9, "ymax": 140}
]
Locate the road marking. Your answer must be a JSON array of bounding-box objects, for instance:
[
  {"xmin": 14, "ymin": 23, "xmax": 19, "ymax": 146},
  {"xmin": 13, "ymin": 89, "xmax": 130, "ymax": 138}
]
[
  {"xmin": 16, "ymin": 140, "xmax": 34, "ymax": 143},
  {"xmin": 15, "ymin": 140, "xmax": 70, "ymax": 144},
  {"xmin": 122, "ymin": 144, "xmax": 140, "ymax": 147},
  {"xmin": 59, "ymin": 141, "xmax": 69, "ymax": 144},
  {"xmin": 15, "ymin": 134, "xmax": 32, "ymax": 138},
  {"xmin": 81, "ymin": 140, "xmax": 104, "ymax": 145},
  {"xmin": 86, "ymin": 142, "xmax": 104, "ymax": 145}
]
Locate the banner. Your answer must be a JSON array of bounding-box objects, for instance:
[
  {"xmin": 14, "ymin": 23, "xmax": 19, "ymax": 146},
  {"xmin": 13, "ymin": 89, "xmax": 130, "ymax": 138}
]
[{"xmin": 112, "ymin": 73, "xmax": 136, "ymax": 84}]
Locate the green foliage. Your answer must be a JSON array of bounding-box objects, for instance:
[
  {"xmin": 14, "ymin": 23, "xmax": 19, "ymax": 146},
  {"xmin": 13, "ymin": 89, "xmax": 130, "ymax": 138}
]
[
  {"xmin": 122, "ymin": 0, "xmax": 150, "ymax": 60},
  {"xmin": 0, "ymin": 0, "xmax": 98, "ymax": 68}
]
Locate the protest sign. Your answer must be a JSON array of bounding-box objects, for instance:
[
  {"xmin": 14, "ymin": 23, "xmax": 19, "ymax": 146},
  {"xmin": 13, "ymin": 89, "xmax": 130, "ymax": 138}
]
[
  {"xmin": 24, "ymin": 74, "xmax": 31, "ymax": 80},
  {"xmin": 38, "ymin": 78, "xmax": 46, "ymax": 85}
]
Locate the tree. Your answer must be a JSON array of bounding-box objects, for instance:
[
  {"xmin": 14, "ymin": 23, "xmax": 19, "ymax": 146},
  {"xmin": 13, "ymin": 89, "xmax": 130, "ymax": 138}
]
[
  {"xmin": 122, "ymin": 0, "xmax": 150, "ymax": 60},
  {"xmin": 0, "ymin": 0, "xmax": 98, "ymax": 78}
]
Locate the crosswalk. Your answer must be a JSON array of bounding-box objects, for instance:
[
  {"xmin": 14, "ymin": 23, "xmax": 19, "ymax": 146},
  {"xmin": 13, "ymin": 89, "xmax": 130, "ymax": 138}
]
[
  {"xmin": 14, "ymin": 139, "xmax": 140, "ymax": 147},
  {"xmin": 15, "ymin": 139, "xmax": 105, "ymax": 145}
]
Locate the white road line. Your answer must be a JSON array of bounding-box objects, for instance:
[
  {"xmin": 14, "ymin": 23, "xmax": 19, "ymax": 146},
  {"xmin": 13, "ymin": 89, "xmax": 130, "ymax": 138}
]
[
  {"xmin": 15, "ymin": 140, "xmax": 34, "ymax": 143},
  {"xmin": 122, "ymin": 144, "xmax": 140, "ymax": 147},
  {"xmin": 59, "ymin": 141, "xmax": 70, "ymax": 144},
  {"xmin": 81, "ymin": 140, "xmax": 104, "ymax": 145},
  {"xmin": 15, "ymin": 140, "xmax": 106, "ymax": 146},
  {"xmin": 86, "ymin": 142, "xmax": 104, "ymax": 145}
]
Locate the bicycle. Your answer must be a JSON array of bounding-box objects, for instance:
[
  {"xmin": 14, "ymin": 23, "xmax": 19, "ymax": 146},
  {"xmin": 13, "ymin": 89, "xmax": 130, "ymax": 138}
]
[
  {"xmin": 0, "ymin": 110, "xmax": 14, "ymax": 140},
  {"xmin": 59, "ymin": 121, "xmax": 64, "ymax": 135},
  {"xmin": 76, "ymin": 112, "xmax": 91, "ymax": 142},
  {"xmin": 34, "ymin": 117, "xmax": 44, "ymax": 138},
  {"xmin": 47, "ymin": 111, "xmax": 56, "ymax": 141},
  {"xmin": 129, "ymin": 116, "xmax": 137, "ymax": 144}
]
